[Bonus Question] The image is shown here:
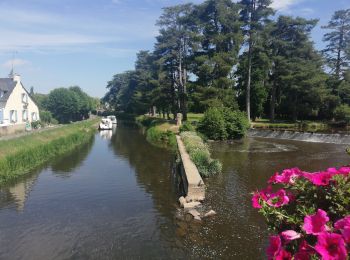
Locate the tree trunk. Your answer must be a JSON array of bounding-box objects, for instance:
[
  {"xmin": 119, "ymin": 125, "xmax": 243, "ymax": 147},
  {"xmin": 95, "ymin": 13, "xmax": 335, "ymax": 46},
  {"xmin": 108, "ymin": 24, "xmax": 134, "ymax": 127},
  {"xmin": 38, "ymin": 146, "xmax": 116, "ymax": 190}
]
[
  {"xmin": 335, "ymin": 25, "xmax": 344, "ymax": 80},
  {"xmin": 246, "ymin": 1, "xmax": 255, "ymax": 123},
  {"xmin": 178, "ymin": 39, "xmax": 187, "ymax": 121},
  {"xmin": 270, "ymin": 81, "xmax": 276, "ymax": 123},
  {"xmin": 292, "ymin": 95, "xmax": 298, "ymax": 122},
  {"xmin": 246, "ymin": 36, "xmax": 252, "ymax": 122},
  {"xmin": 182, "ymin": 67, "xmax": 187, "ymax": 121}
]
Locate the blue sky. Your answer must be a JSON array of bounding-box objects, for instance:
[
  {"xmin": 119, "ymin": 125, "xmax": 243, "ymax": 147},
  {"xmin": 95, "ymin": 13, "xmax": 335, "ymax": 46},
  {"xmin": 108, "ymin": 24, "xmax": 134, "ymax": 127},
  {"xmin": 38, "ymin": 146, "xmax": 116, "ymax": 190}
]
[{"xmin": 0, "ymin": 0, "xmax": 349, "ymax": 98}]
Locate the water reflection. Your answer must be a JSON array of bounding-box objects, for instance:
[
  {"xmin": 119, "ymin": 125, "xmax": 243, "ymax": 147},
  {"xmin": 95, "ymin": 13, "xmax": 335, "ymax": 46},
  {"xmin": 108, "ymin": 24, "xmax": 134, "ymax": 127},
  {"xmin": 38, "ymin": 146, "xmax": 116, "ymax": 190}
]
[
  {"xmin": 50, "ymin": 136, "xmax": 95, "ymax": 175},
  {"xmin": 109, "ymin": 123, "xmax": 180, "ymax": 214},
  {"xmin": 99, "ymin": 125, "xmax": 117, "ymax": 140},
  {"xmin": 0, "ymin": 136, "xmax": 95, "ymax": 210}
]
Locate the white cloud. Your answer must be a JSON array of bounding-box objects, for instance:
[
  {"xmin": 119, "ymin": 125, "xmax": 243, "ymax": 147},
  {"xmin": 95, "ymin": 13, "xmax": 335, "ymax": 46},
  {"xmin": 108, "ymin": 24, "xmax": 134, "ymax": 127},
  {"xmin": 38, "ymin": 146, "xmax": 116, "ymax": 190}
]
[
  {"xmin": 271, "ymin": 0, "xmax": 302, "ymax": 11},
  {"xmin": 300, "ymin": 8, "xmax": 314, "ymax": 15},
  {"xmin": 2, "ymin": 58, "xmax": 30, "ymax": 69},
  {"xmin": 0, "ymin": 29, "xmax": 111, "ymax": 52}
]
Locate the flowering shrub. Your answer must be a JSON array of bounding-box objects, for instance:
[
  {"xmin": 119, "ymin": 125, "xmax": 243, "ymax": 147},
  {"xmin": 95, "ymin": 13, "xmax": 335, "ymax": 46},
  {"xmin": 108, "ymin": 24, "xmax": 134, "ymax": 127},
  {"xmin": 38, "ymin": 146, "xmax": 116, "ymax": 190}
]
[{"xmin": 252, "ymin": 166, "xmax": 350, "ymax": 259}]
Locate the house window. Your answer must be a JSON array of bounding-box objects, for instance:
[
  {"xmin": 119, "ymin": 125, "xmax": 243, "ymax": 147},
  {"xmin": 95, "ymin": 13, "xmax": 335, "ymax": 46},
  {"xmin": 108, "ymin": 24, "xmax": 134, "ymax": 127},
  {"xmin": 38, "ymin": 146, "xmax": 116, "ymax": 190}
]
[
  {"xmin": 0, "ymin": 109, "xmax": 3, "ymax": 123},
  {"xmin": 22, "ymin": 93, "xmax": 28, "ymax": 103},
  {"xmin": 22, "ymin": 110, "xmax": 28, "ymax": 122},
  {"xmin": 10, "ymin": 110, "xmax": 17, "ymax": 123},
  {"xmin": 32, "ymin": 112, "xmax": 37, "ymax": 121}
]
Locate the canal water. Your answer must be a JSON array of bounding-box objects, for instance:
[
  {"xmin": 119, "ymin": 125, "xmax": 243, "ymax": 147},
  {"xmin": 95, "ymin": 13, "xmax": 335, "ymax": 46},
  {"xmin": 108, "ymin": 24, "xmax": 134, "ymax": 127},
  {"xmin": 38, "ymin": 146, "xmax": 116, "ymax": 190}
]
[{"xmin": 0, "ymin": 122, "xmax": 349, "ymax": 259}]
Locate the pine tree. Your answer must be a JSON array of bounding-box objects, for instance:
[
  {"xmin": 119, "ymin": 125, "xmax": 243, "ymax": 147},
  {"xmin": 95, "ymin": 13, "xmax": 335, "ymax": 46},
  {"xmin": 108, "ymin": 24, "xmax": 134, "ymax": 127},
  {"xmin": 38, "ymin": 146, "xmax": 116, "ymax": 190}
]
[
  {"xmin": 189, "ymin": 0, "xmax": 242, "ymax": 111},
  {"xmin": 322, "ymin": 9, "xmax": 350, "ymax": 79},
  {"xmin": 154, "ymin": 4, "xmax": 194, "ymax": 120},
  {"xmin": 270, "ymin": 16, "xmax": 328, "ymax": 121},
  {"xmin": 239, "ymin": 0, "xmax": 274, "ymax": 122}
]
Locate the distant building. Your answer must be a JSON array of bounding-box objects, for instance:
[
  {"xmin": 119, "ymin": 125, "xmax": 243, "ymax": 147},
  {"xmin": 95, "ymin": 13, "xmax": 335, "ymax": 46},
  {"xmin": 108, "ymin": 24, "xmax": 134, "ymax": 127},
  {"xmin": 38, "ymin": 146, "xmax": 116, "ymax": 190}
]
[{"xmin": 0, "ymin": 74, "xmax": 40, "ymax": 127}]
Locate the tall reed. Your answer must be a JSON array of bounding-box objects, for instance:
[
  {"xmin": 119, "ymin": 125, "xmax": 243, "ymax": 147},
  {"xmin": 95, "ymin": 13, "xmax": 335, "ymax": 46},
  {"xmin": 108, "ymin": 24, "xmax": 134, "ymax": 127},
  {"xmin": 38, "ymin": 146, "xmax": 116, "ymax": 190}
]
[{"xmin": 0, "ymin": 119, "xmax": 98, "ymax": 185}]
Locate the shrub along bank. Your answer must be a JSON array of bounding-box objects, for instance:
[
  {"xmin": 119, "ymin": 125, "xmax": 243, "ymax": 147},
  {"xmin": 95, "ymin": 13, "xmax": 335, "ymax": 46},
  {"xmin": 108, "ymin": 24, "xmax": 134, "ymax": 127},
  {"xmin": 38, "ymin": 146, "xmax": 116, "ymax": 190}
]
[
  {"xmin": 0, "ymin": 119, "xmax": 99, "ymax": 185},
  {"xmin": 136, "ymin": 115, "xmax": 178, "ymax": 150},
  {"xmin": 180, "ymin": 131, "xmax": 222, "ymax": 177},
  {"xmin": 198, "ymin": 107, "xmax": 250, "ymax": 140}
]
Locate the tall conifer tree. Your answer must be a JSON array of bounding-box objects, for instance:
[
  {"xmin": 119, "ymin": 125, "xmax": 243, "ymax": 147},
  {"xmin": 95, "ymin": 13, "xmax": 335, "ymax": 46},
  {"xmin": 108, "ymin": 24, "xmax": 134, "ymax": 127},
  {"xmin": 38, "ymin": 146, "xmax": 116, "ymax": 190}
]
[{"xmin": 239, "ymin": 0, "xmax": 273, "ymax": 122}]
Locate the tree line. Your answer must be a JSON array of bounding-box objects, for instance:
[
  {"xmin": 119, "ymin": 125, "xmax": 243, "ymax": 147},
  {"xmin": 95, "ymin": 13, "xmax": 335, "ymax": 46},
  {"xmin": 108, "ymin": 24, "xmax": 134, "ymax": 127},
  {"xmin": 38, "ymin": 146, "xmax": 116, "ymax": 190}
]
[
  {"xmin": 32, "ymin": 86, "xmax": 99, "ymax": 124},
  {"xmin": 103, "ymin": 0, "xmax": 350, "ymax": 123}
]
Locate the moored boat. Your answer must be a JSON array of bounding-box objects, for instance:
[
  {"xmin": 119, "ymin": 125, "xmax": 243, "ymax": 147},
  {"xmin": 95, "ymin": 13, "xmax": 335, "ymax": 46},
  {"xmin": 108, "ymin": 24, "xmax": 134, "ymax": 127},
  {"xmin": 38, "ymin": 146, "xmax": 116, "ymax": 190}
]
[
  {"xmin": 99, "ymin": 118, "xmax": 113, "ymax": 130},
  {"xmin": 107, "ymin": 115, "xmax": 117, "ymax": 124}
]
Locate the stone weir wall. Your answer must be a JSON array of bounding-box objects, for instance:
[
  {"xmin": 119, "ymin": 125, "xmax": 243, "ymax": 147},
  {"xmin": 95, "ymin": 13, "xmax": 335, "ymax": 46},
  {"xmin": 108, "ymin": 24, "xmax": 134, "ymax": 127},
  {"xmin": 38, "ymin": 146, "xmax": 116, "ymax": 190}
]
[
  {"xmin": 248, "ymin": 128, "xmax": 350, "ymax": 144},
  {"xmin": 175, "ymin": 135, "xmax": 217, "ymax": 221},
  {"xmin": 176, "ymin": 135, "xmax": 205, "ymax": 201}
]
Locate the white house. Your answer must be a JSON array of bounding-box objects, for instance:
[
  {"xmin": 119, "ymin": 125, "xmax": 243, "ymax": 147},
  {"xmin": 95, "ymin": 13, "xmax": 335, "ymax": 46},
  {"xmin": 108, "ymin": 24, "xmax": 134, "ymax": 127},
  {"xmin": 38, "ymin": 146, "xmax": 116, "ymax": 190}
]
[{"xmin": 0, "ymin": 74, "xmax": 40, "ymax": 127}]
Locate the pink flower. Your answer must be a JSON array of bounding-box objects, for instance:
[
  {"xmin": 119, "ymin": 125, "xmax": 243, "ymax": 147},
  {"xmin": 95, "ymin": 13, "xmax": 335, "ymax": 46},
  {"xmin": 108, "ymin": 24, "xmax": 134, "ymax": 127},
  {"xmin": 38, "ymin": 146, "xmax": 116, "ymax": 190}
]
[
  {"xmin": 303, "ymin": 171, "xmax": 334, "ymax": 186},
  {"xmin": 251, "ymin": 186, "xmax": 272, "ymax": 209},
  {"xmin": 276, "ymin": 249, "xmax": 292, "ymax": 260},
  {"xmin": 252, "ymin": 192, "xmax": 262, "ymax": 209},
  {"xmin": 280, "ymin": 230, "xmax": 301, "ymax": 243},
  {"xmin": 334, "ymin": 216, "xmax": 350, "ymax": 243},
  {"xmin": 267, "ymin": 235, "xmax": 282, "ymax": 259},
  {"xmin": 252, "ymin": 187, "xmax": 290, "ymax": 208},
  {"xmin": 326, "ymin": 167, "xmax": 338, "ymax": 174},
  {"xmin": 266, "ymin": 189, "xmax": 290, "ymax": 208},
  {"xmin": 294, "ymin": 240, "xmax": 315, "ymax": 260},
  {"xmin": 268, "ymin": 168, "xmax": 302, "ymax": 185},
  {"xmin": 338, "ymin": 166, "xmax": 350, "ymax": 176},
  {"xmin": 334, "ymin": 216, "xmax": 350, "ymax": 230},
  {"xmin": 341, "ymin": 227, "xmax": 350, "ymax": 244},
  {"xmin": 314, "ymin": 232, "xmax": 347, "ymax": 260},
  {"xmin": 303, "ymin": 209, "xmax": 329, "ymax": 235}
]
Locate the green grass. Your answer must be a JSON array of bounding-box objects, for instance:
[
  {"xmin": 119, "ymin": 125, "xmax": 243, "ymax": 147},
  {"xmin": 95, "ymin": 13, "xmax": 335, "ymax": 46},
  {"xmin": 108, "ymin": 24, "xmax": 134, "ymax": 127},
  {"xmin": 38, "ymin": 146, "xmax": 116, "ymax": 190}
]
[
  {"xmin": 136, "ymin": 115, "xmax": 178, "ymax": 150},
  {"xmin": 0, "ymin": 119, "xmax": 99, "ymax": 185},
  {"xmin": 180, "ymin": 131, "xmax": 222, "ymax": 178},
  {"xmin": 187, "ymin": 113, "xmax": 203, "ymax": 123},
  {"xmin": 251, "ymin": 119, "xmax": 329, "ymax": 132}
]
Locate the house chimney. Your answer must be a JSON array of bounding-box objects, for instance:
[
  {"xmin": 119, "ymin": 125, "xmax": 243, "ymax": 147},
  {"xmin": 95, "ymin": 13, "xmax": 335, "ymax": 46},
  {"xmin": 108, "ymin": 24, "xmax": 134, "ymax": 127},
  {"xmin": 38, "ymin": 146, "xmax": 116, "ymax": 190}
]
[{"xmin": 13, "ymin": 74, "xmax": 21, "ymax": 83}]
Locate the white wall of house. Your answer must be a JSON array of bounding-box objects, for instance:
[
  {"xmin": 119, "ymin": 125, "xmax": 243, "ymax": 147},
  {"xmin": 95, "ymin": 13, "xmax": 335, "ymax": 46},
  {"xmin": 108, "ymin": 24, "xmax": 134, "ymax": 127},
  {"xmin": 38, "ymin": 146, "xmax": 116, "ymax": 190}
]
[{"xmin": 1, "ymin": 77, "xmax": 40, "ymax": 126}]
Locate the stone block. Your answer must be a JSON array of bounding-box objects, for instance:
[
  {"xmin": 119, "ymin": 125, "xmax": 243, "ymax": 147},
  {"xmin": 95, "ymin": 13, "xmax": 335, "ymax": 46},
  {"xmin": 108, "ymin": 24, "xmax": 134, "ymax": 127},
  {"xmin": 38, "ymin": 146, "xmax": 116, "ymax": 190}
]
[
  {"xmin": 204, "ymin": 210, "xmax": 217, "ymax": 218},
  {"xmin": 183, "ymin": 201, "xmax": 201, "ymax": 210},
  {"xmin": 179, "ymin": 196, "xmax": 186, "ymax": 207}
]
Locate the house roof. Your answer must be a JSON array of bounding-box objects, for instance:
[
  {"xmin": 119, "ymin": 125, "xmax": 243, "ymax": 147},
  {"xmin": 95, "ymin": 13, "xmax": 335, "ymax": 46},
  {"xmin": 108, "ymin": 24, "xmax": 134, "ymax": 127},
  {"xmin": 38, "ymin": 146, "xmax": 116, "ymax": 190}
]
[{"xmin": 0, "ymin": 78, "xmax": 16, "ymax": 103}]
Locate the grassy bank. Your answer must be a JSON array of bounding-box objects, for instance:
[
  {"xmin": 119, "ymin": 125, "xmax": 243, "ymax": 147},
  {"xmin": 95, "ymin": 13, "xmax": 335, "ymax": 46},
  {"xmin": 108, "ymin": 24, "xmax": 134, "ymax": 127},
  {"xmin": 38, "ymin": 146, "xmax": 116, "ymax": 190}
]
[
  {"xmin": 136, "ymin": 115, "xmax": 178, "ymax": 150},
  {"xmin": 0, "ymin": 119, "xmax": 99, "ymax": 185},
  {"xmin": 251, "ymin": 119, "xmax": 329, "ymax": 132},
  {"xmin": 180, "ymin": 131, "xmax": 222, "ymax": 177}
]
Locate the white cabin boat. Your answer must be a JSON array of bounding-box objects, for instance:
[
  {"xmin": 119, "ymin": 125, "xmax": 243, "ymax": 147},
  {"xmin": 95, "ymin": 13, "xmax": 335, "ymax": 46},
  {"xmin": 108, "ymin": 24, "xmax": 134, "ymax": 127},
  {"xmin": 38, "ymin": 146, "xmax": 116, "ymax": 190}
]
[
  {"xmin": 107, "ymin": 115, "xmax": 117, "ymax": 124},
  {"xmin": 99, "ymin": 118, "xmax": 113, "ymax": 130}
]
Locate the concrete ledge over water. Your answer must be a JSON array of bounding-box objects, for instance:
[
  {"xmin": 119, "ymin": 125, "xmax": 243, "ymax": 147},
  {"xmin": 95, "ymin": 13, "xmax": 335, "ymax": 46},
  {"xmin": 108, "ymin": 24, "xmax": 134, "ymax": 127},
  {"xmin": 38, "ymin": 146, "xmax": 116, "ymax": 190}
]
[{"xmin": 176, "ymin": 135, "xmax": 205, "ymax": 201}]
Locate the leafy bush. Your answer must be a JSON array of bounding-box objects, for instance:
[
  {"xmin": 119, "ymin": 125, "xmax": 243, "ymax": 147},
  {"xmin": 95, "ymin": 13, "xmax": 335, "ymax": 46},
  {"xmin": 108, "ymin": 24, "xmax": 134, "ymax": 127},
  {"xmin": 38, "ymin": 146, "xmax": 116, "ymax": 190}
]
[
  {"xmin": 222, "ymin": 108, "xmax": 250, "ymax": 139},
  {"xmin": 198, "ymin": 107, "xmax": 249, "ymax": 140},
  {"xmin": 40, "ymin": 110, "xmax": 55, "ymax": 124},
  {"xmin": 31, "ymin": 120, "xmax": 42, "ymax": 129},
  {"xmin": 180, "ymin": 131, "xmax": 222, "ymax": 177},
  {"xmin": 334, "ymin": 104, "xmax": 350, "ymax": 124},
  {"xmin": 179, "ymin": 121, "xmax": 195, "ymax": 132},
  {"xmin": 252, "ymin": 167, "xmax": 350, "ymax": 259},
  {"xmin": 197, "ymin": 107, "xmax": 227, "ymax": 140}
]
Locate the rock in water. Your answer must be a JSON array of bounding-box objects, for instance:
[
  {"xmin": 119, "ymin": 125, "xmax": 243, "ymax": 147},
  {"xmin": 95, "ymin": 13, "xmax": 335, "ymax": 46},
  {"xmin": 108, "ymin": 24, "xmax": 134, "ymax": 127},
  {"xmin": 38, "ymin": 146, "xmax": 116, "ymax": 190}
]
[
  {"xmin": 183, "ymin": 201, "xmax": 201, "ymax": 210},
  {"xmin": 179, "ymin": 196, "xmax": 186, "ymax": 207},
  {"xmin": 194, "ymin": 216, "xmax": 201, "ymax": 222},
  {"xmin": 204, "ymin": 210, "xmax": 217, "ymax": 218},
  {"xmin": 188, "ymin": 209, "xmax": 200, "ymax": 217}
]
